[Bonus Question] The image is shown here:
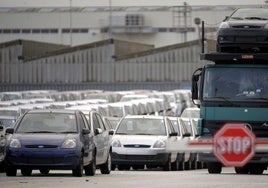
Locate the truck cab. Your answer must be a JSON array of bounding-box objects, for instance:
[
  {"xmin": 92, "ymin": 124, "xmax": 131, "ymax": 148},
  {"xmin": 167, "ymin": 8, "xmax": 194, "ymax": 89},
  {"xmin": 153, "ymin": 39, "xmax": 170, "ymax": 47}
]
[{"xmin": 192, "ymin": 53, "xmax": 268, "ymax": 174}]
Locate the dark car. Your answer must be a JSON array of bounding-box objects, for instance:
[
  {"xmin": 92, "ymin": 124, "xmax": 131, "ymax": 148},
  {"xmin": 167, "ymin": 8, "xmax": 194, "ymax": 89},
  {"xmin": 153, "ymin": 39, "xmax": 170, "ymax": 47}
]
[
  {"xmin": 0, "ymin": 116, "xmax": 16, "ymax": 172},
  {"xmin": 217, "ymin": 8, "xmax": 268, "ymax": 53},
  {"xmin": 4, "ymin": 109, "xmax": 95, "ymax": 177}
]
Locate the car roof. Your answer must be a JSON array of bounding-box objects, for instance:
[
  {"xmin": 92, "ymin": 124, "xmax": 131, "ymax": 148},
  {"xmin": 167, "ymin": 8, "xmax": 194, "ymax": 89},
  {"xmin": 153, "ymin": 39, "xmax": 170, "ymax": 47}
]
[
  {"xmin": 123, "ymin": 115, "xmax": 166, "ymax": 120},
  {"xmin": 25, "ymin": 109, "xmax": 79, "ymax": 114}
]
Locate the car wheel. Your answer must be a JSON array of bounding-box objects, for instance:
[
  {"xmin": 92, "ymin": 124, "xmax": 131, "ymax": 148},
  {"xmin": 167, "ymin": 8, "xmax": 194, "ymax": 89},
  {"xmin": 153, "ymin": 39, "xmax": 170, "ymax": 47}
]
[
  {"xmin": 72, "ymin": 155, "xmax": 84, "ymax": 177},
  {"xmin": 163, "ymin": 157, "xmax": 171, "ymax": 171},
  {"xmin": 132, "ymin": 165, "xmax": 144, "ymax": 170},
  {"xmin": 100, "ymin": 151, "xmax": 111, "ymax": 174},
  {"xmin": 21, "ymin": 168, "xmax": 32, "ymax": 176},
  {"xmin": 117, "ymin": 165, "xmax": 130, "ymax": 170},
  {"xmin": 111, "ymin": 164, "xmax": 116, "ymax": 171},
  {"xmin": 85, "ymin": 152, "xmax": 96, "ymax": 176},
  {"xmin": 171, "ymin": 157, "xmax": 179, "ymax": 171},
  {"xmin": 6, "ymin": 166, "xmax": 17, "ymax": 176},
  {"xmin": 207, "ymin": 162, "xmax": 222, "ymax": 174},
  {"xmin": 249, "ymin": 164, "xmax": 264, "ymax": 175},
  {"xmin": 39, "ymin": 169, "xmax": 50, "ymax": 175}
]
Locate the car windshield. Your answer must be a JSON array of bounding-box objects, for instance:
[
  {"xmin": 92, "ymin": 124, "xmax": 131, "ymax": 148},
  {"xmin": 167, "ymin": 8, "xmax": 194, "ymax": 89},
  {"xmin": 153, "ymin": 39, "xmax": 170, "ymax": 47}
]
[
  {"xmin": 16, "ymin": 113, "xmax": 78, "ymax": 133},
  {"xmin": 116, "ymin": 118, "xmax": 166, "ymax": 136},
  {"xmin": 203, "ymin": 67, "xmax": 268, "ymax": 102},
  {"xmin": 229, "ymin": 8, "xmax": 268, "ymax": 20}
]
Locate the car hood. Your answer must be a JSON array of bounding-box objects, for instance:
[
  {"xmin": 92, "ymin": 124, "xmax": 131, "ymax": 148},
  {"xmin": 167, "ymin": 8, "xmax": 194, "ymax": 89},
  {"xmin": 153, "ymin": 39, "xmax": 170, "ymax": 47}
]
[
  {"xmin": 113, "ymin": 135, "xmax": 167, "ymax": 145},
  {"xmin": 12, "ymin": 133, "xmax": 77, "ymax": 146},
  {"xmin": 228, "ymin": 20, "xmax": 268, "ymax": 27}
]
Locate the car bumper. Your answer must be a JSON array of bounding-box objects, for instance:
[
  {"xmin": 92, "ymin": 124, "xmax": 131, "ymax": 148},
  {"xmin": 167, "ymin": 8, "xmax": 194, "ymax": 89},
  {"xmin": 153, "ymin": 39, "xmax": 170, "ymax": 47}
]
[
  {"xmin": 6, "ymin": 148, "xmax": 81, "ymax": 169},
  {"xmin": 217, "ymin": 28, "xmax": 268, "ymax": 46},
  {"xmin": 111, "ymin": 147, "xmax": 170, "ymax": 165},
  {"xmin": 199, "ymin": 152, "xmax": 268, "ymax": 164}
]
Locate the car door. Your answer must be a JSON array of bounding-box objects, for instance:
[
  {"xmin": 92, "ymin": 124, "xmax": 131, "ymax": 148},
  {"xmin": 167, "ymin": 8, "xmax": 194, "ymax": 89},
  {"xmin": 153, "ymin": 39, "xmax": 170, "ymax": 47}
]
[
  {"xmin": 91, "ymin": 112, "xmax": 109, "ymax": 165},
  {"xmin": 78, "ymin": 112, "xmax": 93, "ymax": 165}
]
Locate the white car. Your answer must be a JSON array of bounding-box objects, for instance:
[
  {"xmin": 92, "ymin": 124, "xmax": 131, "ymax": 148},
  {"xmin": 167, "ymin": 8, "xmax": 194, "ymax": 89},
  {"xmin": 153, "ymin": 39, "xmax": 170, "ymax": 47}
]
[{"xmin": 111, "ymin": 115, "xmax": 178, "ymax": 171}]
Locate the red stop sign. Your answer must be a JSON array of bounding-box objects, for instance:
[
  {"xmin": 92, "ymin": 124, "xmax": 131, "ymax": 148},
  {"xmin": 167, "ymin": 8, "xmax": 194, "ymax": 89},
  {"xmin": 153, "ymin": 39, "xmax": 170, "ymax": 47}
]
[{"xmin": 213, "ymin": 123, "xmax": 256, "ymax": 167}]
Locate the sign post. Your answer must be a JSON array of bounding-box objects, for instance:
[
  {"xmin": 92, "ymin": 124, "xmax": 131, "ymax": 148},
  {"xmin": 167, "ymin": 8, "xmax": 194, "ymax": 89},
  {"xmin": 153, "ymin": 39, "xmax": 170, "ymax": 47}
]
[{"xmin": 213, "ymin": 123, "xmax": 256, "ymax": 167}]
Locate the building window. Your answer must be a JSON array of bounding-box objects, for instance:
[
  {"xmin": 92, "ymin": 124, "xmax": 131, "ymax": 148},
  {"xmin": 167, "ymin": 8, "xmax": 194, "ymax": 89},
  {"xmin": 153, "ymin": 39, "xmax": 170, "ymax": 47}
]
[
  {"xmin": 125, "ymin": 14, "xmax": 143, "ymax": 26},
  {"xmin": 12, "ymin": 29, "xmax": 20, "ymax": 33},
  {"xmin": 41, "ymin": 29, "xmax": 49, "ymax": 33},
  {"xmin": 3, "ymin": 29, "xmax": 11, "ymax": 34},
  {"xmin": 50, "ymin": 29, "xmax": 58, "ymax": 33},
  {"xmin": 158, "ymin": 28, "xmax": 168, "ymax": 32},
  {"xmin": 80, "ymin": 28, "xmax": 88, "ymax": 33},
  {"xmin": 62, "ymin": 29, "xmax": 71, "ymax": 33},
  {"xmin": 22, "ymin": 29, "xmax": 31, "ymax": 34},
  {"xmin": 32, "ymin": 29, "xmax": 41, "ymax": 33}
]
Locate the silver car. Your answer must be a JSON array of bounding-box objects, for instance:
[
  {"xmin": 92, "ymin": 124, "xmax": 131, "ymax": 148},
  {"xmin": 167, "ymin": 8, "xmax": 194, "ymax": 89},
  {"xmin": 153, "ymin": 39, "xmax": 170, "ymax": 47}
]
[{"xmin": 111, "ymin": 115, "xmax": 178, "ymax": 171}]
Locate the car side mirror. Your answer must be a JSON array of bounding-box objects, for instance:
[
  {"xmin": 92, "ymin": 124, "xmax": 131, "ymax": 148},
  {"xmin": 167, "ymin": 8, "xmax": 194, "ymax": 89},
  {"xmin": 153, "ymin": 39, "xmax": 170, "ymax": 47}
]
[
  {"xmin": 169, "ymin": 132, "xmax": 178, "ymax": 137},
  {"xmin": 109, "ymin": 129, "xmax": 114, "ymax": 135},
  {"xmin": 183, "ymin": 133, "xmax": 191, "ymax": 137},
  {"xmin": 0, "ymin": 125, "xmax": 3, "ymax": 131},
  {"xmin": 82, "ymin": 128, "xmax": 90, "ymax": 135},
  {"xmin": 95, "ymin": 128, "xmax": 103, "ymax": 135},
  {"xmin": 5, "ymin": 128, "xmax": 14, "ymax": 134}
]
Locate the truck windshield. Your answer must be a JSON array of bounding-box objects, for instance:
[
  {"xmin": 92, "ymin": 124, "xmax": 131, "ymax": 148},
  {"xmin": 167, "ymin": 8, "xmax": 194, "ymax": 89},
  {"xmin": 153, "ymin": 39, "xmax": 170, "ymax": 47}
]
[{"xmin": 203, "ymin": 67, "xmax": 268, "ymax": 101}]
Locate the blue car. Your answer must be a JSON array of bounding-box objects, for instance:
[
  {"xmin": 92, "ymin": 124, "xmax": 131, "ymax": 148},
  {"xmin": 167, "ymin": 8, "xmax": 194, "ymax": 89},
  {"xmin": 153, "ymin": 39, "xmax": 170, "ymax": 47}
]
[{"xmin": 5, "ymin": 109, "xmax": 95, "ymax": 177}]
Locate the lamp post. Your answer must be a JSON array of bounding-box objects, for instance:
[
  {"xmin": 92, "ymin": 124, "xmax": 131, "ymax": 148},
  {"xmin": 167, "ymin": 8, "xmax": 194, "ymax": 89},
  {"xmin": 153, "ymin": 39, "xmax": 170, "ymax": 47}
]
[{"xmin": 69, "ymin": 0, "xmax": 73, "ymax": 46}]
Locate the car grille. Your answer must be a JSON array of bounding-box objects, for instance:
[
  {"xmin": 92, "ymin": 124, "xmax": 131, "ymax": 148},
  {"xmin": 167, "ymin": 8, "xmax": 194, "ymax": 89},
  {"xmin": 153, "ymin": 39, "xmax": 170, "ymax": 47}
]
[
  {"xmin": 123, "ymin": 144, "xmax": 151, "ymax": 148},
  {"xmin": 232, "ymin": 25, "xmax": 262, "ymax": 29},
  {"xmin": 25, "ymin": 145, "xmax": 58, "ymax": 149},
  {"xmin": 203, "ymin": 120, "xmax": 268, "ymax": 138}
]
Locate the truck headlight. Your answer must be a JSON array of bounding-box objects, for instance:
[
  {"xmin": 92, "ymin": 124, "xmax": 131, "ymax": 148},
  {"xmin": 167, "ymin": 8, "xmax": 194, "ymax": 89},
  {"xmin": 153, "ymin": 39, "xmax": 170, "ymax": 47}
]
[{"xmin": 61, "ymin": 139, "xmax": 76, "ymax": 149}]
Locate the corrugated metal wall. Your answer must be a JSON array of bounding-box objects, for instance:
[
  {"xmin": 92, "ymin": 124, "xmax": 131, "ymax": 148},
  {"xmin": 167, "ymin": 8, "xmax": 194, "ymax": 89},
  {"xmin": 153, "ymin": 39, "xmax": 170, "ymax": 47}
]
[{"xmin": 0, "ymin": 39, "xmax": 208, "ymax": 91}]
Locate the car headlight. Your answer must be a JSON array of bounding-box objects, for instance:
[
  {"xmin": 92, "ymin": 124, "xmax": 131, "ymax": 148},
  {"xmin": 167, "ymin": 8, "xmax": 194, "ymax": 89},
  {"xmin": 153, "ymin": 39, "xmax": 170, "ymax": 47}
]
[
  {"xmin": 111, "ymin": 139, "xmax": 121, "ymax": 147},
  {"xmin": 218, "ymin": 22, "xmax": 230, "ymax": 29},
  {"xmin": 153, "ymin": 140, "xmax": 166, "ymax": 148},
  {"xmin": 61, "ymin": 139, "xmax": 76, "ymax": 149},
  {"xmin": 9, "ymin": 138, "xmax": 21, "ymax": 148},
  {"xmin": 0, "ymin": 139, "xmax": 6, "ymax": 147}
]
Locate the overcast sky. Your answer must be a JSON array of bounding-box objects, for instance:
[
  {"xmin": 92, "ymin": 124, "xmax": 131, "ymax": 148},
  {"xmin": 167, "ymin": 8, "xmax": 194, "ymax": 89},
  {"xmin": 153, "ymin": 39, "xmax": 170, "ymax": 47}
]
[{"xmin": 0, "ymin": 0, "xmax": 267, "ymax": 7}]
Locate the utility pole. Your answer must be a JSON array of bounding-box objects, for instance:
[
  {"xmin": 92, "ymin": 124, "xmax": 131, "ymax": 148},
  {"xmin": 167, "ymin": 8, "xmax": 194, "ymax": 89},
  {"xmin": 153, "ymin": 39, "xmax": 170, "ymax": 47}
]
[{"xmin": 69, "ymin": 0, "xmax": 73, "ymax": 46}]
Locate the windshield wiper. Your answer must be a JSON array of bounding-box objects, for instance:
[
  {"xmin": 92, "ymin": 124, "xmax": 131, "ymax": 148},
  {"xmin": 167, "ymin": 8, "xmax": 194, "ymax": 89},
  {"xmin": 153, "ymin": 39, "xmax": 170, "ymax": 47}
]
[
  {"xmin": 230, "ymin": 17, "xmax": 244, "ymax": 20},
  {"xmin": 244, "ymin": 17, "xmax": 268, "ymax": 20},
  {"xmin": 25, "ymin": 131, "xmax": 56, "ymax": 133}
]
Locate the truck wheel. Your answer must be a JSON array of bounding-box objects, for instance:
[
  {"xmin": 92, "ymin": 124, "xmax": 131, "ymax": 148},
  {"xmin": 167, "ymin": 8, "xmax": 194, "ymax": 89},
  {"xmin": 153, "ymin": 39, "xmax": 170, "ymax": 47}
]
[{"xmin": 207, "ymin": 162, "xmax": 222, "ymax": 174}]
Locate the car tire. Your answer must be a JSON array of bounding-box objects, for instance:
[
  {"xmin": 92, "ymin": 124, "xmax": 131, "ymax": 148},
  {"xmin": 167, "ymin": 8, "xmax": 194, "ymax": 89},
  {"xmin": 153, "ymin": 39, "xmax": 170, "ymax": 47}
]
[
  {"xmin": 111, "ymin": 164, "xmax": 116, "ymax": 171},
  {"xmin": 249, "ymin": 164, "xmax": 264, "ymax": 175},
  {"xmin": 207, "ymin": 162, "xmax": 222, "ymax": 174},
  {"xmin": 39, "ymin": 169, "xmax": 50, "ymax": 175},
  {"xmin": 163, "ymin": 157, "xmax": 171, "ymax": 171},
  {"xmin": 85, "ymin": 152, "xmax": 96, "ymax": 176},
  {"xmin": 100, "ymin": 151, "xmax": 111, "ymax": 174},
  {"xmin": 6, "ymin": 166, "xmax": 17, "ymax": 176},
  {"xmin": 72, "ymin": 155, "xmax": 83, "ymax": 177},
  {"xmin": 21, "ymin": 168, "xmax": 32, "ymax": 176},
  {"xmin": 171, "ymin": 157, "xmax": 179, "ymax": 171}
]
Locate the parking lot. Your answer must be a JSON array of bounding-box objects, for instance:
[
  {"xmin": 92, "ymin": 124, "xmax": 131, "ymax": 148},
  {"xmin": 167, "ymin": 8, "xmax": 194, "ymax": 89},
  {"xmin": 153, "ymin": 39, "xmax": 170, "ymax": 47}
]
[{"xmin": 1, "ymin": 167, "xmax": 268, "ymax": 188}]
